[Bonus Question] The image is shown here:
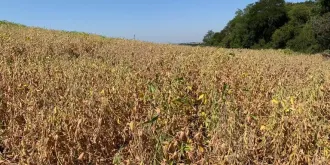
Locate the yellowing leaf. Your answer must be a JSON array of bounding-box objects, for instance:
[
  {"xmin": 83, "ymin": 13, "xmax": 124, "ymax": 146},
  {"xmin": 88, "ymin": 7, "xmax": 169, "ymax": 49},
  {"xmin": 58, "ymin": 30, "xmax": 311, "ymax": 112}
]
[
  {"xmin": 201, "ymin": 112, "xmax": 206, "ymax": 117},
  {"xmin": 204, "ymin": 98, "xmax": 208, "ymax": 104},
  {"xmin": 198, "ymin": 146, "xmax": 204, "ymax": 153},
  {"xmin": 187, "ymin": 86, "xmax": 192, "ymax": 91},
  {"xmin": 324, "ymin": 147, "xmax": 329, "ymax": 157},
  {"xmin": 100, "ymin": 89, "xmax": 105, "ymax": 95},
  {"xmin": 128, "ymin": 121, "xmax": 134, "ymax": 130},
  {"xmin": 198, "ymin": 94, "xmax": 205, "ymax": 100},
  {"xmin": 290, "ymin": 97, "xmax": 294, "ymax": 105},
  {"xmin": 285, "ymin": 108, "xmax": 294, "ymax": 113},
  {"xmin": 242, "ymin": 73, "xmax": 248, "ymax": 77},
  {"xmin": 271, "ymin": 99, "xmax": 279, "ymax": 104},
  {"xmin": 260, "ymin": 125, "xmax": 266, "ymax": 131}
]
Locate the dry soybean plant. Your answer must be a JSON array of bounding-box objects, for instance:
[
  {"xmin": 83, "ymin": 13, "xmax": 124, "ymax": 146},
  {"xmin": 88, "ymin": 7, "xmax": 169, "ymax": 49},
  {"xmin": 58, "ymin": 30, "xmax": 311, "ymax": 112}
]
[{"xmin": 0, "ymin": 22, "xmax": 330, "ymax": 164}]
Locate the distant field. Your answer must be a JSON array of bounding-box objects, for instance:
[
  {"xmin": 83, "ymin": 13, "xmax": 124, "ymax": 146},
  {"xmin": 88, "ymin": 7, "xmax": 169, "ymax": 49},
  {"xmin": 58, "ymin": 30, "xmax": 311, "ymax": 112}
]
[{"xmin": 0, "ymin": 22, "xmax": 330, "ymax": 164}]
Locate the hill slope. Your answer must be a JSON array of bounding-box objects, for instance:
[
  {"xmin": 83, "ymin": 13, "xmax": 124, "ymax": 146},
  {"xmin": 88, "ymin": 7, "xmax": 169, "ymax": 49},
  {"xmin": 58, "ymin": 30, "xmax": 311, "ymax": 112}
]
[{"xmin": 0, "ymin": 22, "xmax": 330, "ymax": 164}]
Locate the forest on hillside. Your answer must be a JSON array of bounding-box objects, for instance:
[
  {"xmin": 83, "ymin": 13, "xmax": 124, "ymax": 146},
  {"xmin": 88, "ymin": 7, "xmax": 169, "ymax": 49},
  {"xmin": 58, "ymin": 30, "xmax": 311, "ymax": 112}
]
[{"xmin": 203, "ymin": 0, "xmax": 330, "ymax": 53}]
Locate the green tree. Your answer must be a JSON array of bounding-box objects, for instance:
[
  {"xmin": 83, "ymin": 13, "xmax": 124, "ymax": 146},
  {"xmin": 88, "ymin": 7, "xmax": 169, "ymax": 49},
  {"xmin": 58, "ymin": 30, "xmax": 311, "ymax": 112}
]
[
  {"xmin": 203, "ymin": 0, "xmax": 325, "ymax": 53},
  {"xmin": 203, "ymin": 30, "xmax": 215, "ymax": 45},
  {"xmin": 319, "ymin": 0, "xmax": 330, "ymax": 14},
  {"xmin": 271, "ymin": 2, "xmax": 314, "ymax": 49},
  {"xmin": 245, "ymin": 0, "xmax": 288, "ymax": 45},
  {"xmin": 271, "ymin": 24, "xmax": 295, "ymax": 48},
  {"xmin": 287, "ymin": 23, "xmax": 320, "ymax": 53},
  {"xmin": 311, "ymin": 13, "xmax": 330, "ymax": 50},
  {"xmin": 211, "ymin": 32, "xmax": 225, "ymax": 45},
  {"xmin": 219, "ymin": 8, "xmax": 252, "ymax": 48},
  {"xmin": 288, "ymin": 3, "xmax": 312, "ymax": 24},
  {"xmin": 217, "ymin": 0, "xmax": 288, "ymax": 48}
]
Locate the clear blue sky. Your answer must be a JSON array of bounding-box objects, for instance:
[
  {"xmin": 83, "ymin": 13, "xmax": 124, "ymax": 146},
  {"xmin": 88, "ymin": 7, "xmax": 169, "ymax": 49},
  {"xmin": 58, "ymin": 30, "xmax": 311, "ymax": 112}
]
[{"xmin": 1, "ymin": 0, "xmax": 305, "ymax": 43}]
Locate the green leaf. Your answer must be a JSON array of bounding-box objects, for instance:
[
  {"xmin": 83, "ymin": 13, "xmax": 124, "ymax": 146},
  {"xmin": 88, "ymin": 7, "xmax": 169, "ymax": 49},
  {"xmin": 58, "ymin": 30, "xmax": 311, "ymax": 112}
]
[
  {"xmin": 222, "ymin": 83, "xmax": 228, "ymax": 92},
  {"xmin": 184, "ymin": 144, "xmax": 193, "ymax": 152},
  {"xmin": 250, "ymin": 115, "xmax": 258, "ymax": 120},
  {"xmin": 143, "ymin": 115, "xmax": 159, "ymax": 125},
  {"xmin": 148, "ymin": 83, "xmax": 156, "ymax": 93},
  {"xmin": 175, "ymin": 77, "xmax": 184, "ymax": 83}
]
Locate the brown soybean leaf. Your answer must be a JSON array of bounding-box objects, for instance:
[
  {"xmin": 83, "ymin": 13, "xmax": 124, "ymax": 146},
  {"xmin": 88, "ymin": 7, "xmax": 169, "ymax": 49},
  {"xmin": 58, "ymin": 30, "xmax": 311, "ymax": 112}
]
[{"xmin": 78, "ymin": 152, "xmax": 84, "ymax": 160}]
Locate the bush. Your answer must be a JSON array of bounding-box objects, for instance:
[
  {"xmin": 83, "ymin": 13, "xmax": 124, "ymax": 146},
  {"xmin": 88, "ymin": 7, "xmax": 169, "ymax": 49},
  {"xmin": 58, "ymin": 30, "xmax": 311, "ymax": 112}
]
[
  {"xmin": 312, "ymin": 13, "xmax": 330, "ymax": 50},
  {"xmin": 271, "ymin": 24, "xmax": 295, "ymax": 49},
  {"xmin": 287, "ymin": 23, "xmax": 320, "ymax": 53}
]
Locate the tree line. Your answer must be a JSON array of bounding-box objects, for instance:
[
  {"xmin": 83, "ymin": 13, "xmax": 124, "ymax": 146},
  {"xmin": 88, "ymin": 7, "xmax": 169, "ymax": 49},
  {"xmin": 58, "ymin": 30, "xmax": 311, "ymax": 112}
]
[{"xmin": 203, "ymin": 0, "xmax": 330, "ymax": 53}]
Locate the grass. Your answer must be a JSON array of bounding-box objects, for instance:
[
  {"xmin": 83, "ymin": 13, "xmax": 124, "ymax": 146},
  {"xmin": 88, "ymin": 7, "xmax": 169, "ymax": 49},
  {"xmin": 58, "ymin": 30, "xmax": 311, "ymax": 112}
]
[{"xmin": 0, "ymin": 21, "xmax": 330, "ymax": 164}]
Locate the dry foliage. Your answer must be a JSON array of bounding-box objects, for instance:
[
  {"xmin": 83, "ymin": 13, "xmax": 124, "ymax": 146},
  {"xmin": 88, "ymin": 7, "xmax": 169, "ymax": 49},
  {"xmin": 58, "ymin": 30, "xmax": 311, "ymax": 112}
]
[{"xmin": 0, "ymin": 23, "xmax": 330, "ymax": 165}]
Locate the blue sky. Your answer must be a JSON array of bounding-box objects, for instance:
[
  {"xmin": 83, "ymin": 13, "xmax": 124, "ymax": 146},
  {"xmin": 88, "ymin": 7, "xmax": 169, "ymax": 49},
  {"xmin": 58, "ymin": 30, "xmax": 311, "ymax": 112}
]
[{"xmin": 1, "ymin": 0, "xmax": 305, "ymax": 43}]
